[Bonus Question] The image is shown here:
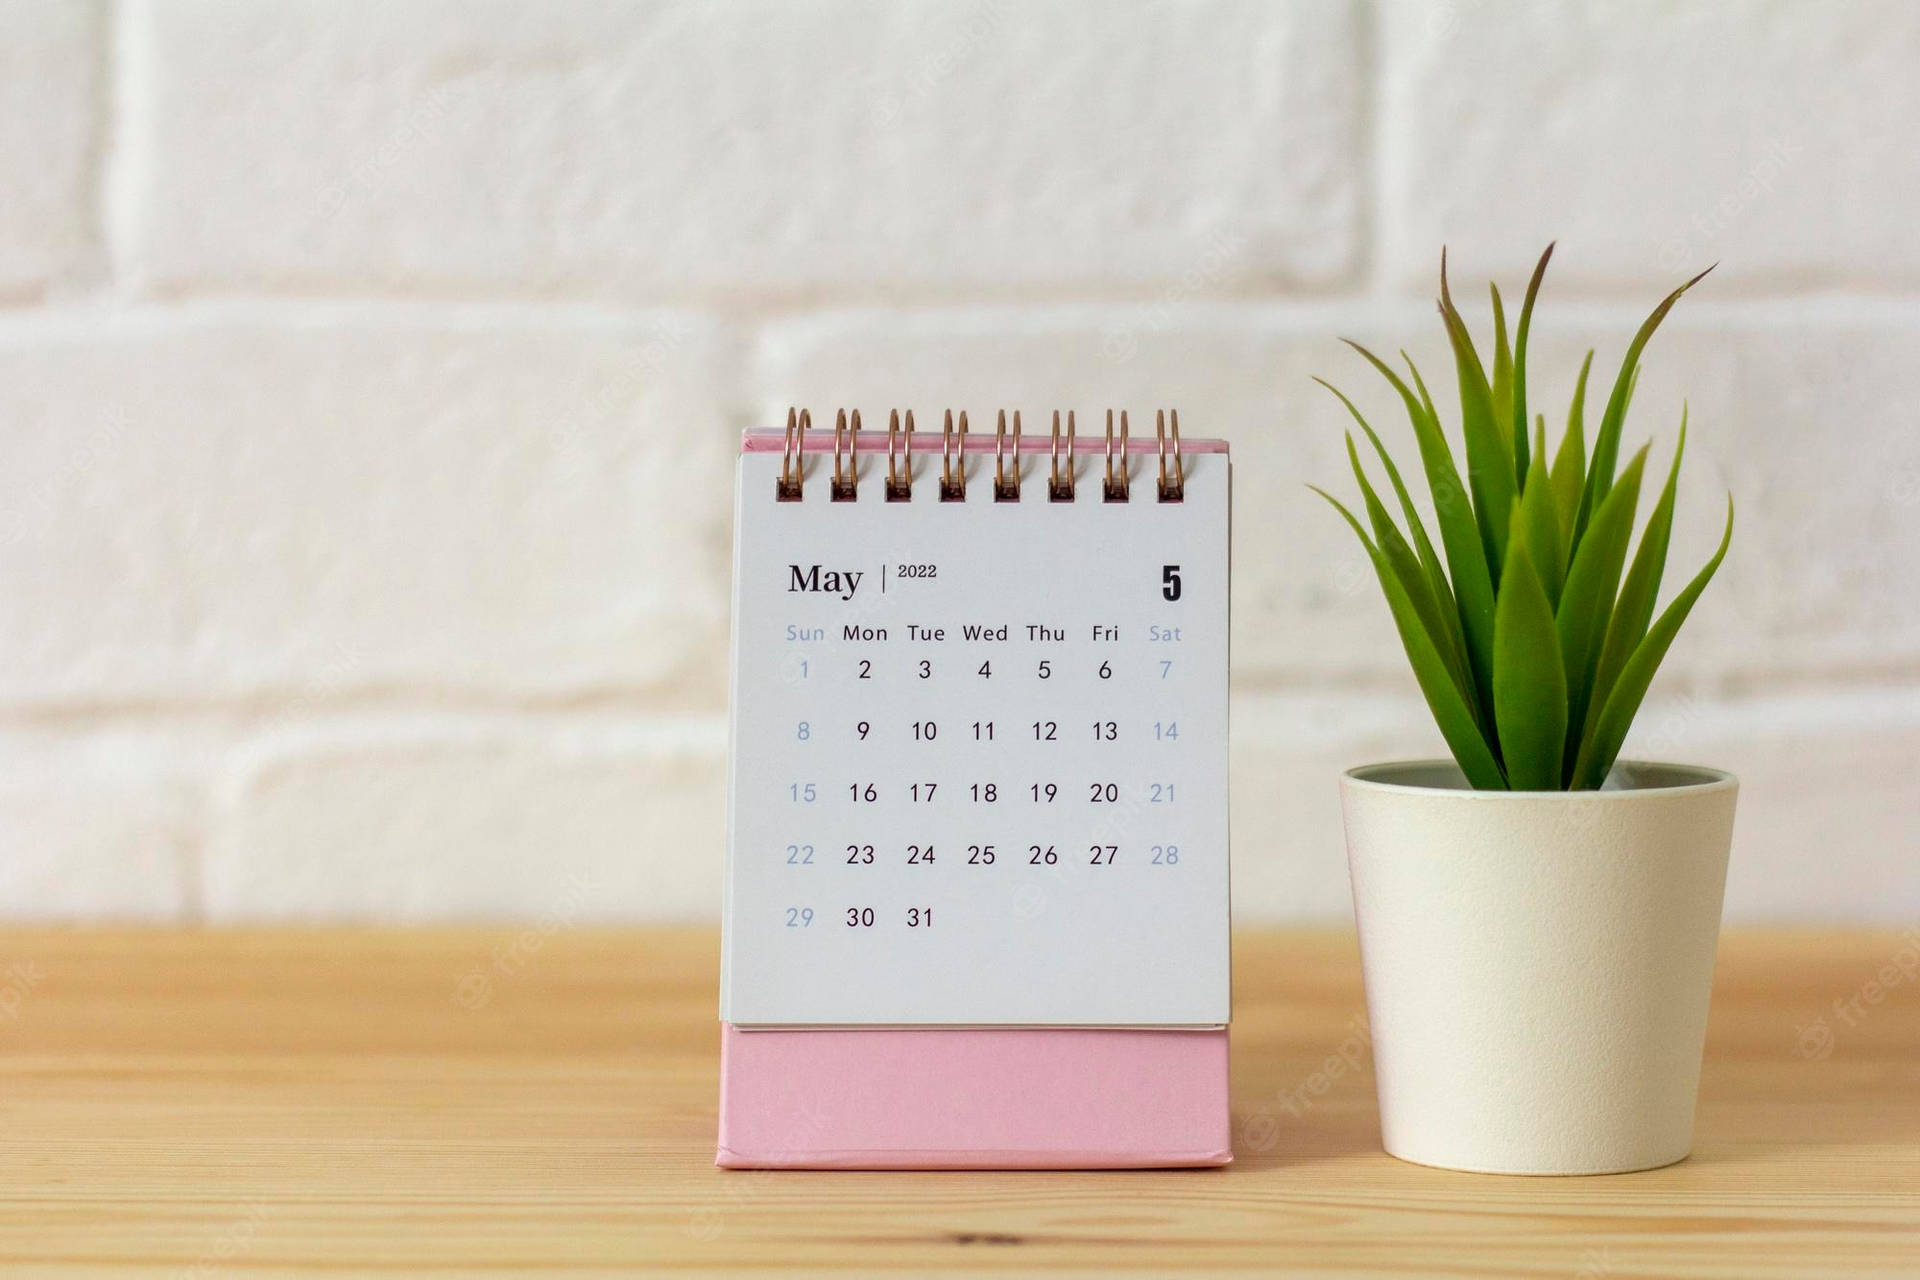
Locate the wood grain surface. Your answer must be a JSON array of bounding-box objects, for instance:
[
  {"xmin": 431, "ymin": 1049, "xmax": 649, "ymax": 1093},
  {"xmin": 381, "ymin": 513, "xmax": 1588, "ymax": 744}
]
[{"xmin": 0, "ymin": 927, "xmax": 1915, "ymax": 1276}]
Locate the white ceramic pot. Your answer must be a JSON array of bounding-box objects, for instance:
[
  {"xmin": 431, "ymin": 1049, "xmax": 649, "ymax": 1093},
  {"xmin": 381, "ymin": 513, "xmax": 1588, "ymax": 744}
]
[{"xmin": 1341, "ymin": 759, "xmax": 1738, "ymax": 1175}]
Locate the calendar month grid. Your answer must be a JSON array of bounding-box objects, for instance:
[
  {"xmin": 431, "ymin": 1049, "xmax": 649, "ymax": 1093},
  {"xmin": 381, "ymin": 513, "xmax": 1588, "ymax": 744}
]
[{"xmin": 722, "ymin": 442, "xmax": 1230, "ymax": 1027}]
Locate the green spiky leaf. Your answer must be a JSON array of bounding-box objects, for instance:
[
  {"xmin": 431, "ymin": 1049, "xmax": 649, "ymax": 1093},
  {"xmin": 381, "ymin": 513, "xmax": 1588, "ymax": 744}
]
[
  {"xmin": 1581, "ymin": 409, "xmax": 1688, "ymax": 752},
  {"xmin": 1551, "ymin": 349, "xmax": 1593, "ymax": 540},
  {"xmin": 1315, "ymin": 248, "xmax": 1728, "ymax": 791},
  {"xmin": 1511, "ymin": 244, "xmax": 1554, "ymax": 485},
  {"xmin": 1492, "ymin": 528, "xmax": 1567, "ymax": 791},
  {"xmin": 1313, "ymin": 486, "xmax": 1506, "ymax": 789},
  {"xmin": 1342, "ymin": 341, "xmax": 1498, "ymax": 721},
  {"xmin": 1318, "ymin": 378, "xmax": 1474, "ymax": 710},
  {"xmin": 1557, "ymin": 446, "xmax": 1649, "ymax": 782},
  {"xmin": 1572, "ymin": 498, "xmax": 1735, "ymax": 788},
  {"xmin": 1439, "ymin": 252, "xmax": 1519, "ymax": 584},
  {"xmin": 1574, "ymin": 265, "xmax": 1713, "ymax": 544},
  {"xmin": 1344, "ymin": 433, "xmax": 1478, "ymax": 712},
  {"xmin": 1517, "ymin": 430, "xmax": 1566, "ymax": 608},
  {"xmin": 1491, "ymin": 283, "xmax": 1515, "ymax": 472}
]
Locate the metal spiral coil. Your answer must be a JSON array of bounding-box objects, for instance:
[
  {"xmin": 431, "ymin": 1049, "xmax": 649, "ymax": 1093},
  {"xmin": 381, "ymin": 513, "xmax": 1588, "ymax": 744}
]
[{"xmin": 777, "ymin": 407, "xmax": 1189, "ymax": 503}]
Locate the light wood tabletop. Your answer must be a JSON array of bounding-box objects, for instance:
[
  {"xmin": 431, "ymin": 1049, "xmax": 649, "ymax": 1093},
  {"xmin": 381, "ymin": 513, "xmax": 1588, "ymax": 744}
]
[{"xmin": 0, "ymin": 927, "xmax": 1915, "ymax": 1276}]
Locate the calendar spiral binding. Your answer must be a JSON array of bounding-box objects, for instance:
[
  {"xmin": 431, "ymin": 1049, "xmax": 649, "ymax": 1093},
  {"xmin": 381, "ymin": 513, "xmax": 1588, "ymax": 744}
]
[{"xmin": 775, "ymin": 407, "xmax": 1186, "ymax": 505}]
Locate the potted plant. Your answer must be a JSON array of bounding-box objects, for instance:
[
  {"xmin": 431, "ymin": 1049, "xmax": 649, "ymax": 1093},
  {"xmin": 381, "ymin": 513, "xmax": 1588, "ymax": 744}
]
[{"xmin": 1316, "ymin": 245, "xmax": 1737, "ymax": 1175}]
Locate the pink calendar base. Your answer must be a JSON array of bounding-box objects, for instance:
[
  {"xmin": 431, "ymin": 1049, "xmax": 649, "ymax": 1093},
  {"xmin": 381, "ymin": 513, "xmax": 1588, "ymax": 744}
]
[{"xmin": 716, "ymin": 1023, "xmax": 1231, "ymax": 1169}]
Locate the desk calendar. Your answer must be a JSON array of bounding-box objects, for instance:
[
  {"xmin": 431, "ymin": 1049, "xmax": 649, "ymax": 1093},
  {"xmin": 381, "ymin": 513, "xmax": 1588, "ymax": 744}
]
[{"xmin": 721, "ymin": 410, "xmax": 1230, "ymax": 1030}]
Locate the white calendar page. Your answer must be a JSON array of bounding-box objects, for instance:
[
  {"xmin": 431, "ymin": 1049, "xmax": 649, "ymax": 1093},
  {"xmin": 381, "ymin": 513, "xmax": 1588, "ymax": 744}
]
[{"xmin": 720, "ymin": 431, "xmax": 1230, "ymax": 1027}]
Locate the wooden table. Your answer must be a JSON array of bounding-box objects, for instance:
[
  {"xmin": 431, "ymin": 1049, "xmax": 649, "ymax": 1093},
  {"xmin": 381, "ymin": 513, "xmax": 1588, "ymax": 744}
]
[{"xmin": 0, "ymin": 928, "xmax": 1915, "ymax": 1276}]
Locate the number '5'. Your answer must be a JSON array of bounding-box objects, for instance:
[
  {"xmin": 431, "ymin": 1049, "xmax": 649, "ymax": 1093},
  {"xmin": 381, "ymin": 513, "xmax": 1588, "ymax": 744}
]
[{"xmin": 1162, "ymin": 564, "xmax": 1182, "ymax": 601}]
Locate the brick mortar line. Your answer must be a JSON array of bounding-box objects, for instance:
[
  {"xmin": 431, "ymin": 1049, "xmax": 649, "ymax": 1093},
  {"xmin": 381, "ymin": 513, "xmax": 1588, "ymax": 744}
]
[{"xmin": 1, "ymin": 684, "xmax": 1917, "ymax": 737}]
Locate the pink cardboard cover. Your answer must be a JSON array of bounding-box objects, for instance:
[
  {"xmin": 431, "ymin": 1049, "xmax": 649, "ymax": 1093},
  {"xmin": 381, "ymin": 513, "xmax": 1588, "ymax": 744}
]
[{"xmin": 716, "ymin": 1024, "xmax": 1231, "ymax": 1170}]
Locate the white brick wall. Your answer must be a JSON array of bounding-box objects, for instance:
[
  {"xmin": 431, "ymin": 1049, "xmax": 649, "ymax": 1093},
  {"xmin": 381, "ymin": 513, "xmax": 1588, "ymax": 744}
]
[
  {"xmin": 3, "ymin": 0, "xmax": 1916, "ymax": 922},
  {"xmin": 0, "ymin": 309, "xmax": 737, "ymax": 705},
  {"xmin": 1381, "ymin": 0, "xmax": 1920, "ymax": 293},
  {"xmin": 131, "ymin": 0, "xmax": 1362, "ymax": 298}
]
